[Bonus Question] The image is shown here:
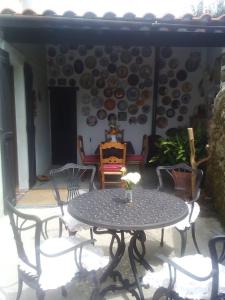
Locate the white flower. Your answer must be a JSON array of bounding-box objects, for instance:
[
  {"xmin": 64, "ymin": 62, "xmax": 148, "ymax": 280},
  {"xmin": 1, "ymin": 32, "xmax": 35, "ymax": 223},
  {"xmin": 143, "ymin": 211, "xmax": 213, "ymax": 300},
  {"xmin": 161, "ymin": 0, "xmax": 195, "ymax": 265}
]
[{"xmin": 121, "ymin": 172, "xmax": 141, "ymax": 189}]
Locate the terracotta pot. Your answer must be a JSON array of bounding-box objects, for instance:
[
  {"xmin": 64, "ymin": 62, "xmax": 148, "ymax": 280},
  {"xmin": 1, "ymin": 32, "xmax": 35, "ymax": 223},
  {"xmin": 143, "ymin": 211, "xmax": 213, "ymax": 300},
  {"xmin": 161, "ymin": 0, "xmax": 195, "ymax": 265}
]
[{"xmin": 171, "ymin": 170, "xmax": 192, "ymax": 199}]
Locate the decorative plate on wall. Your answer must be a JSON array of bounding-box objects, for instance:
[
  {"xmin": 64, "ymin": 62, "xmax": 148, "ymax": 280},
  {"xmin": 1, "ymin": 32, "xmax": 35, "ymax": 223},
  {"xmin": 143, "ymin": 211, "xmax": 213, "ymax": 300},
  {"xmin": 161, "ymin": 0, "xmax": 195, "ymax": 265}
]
[
  {"xmin": 182, "ymin": 82, "xmax": 192, "ymax": 93},
  {"xmin": 82, "ymin": 93, "xmax": 91, "ymax": 104},
  {"xmin": 97, "ymin": 109, "xmax": 107, "ymax": 120},
  {"xmin": 104, "ymin": 99, "xmax": 116, "ymax": 110},
  {"xmin": 91, "ymin": 97, "xmax": 104, "ymax": 109},
  {"xmin": 130, "ymin": 63, "xmax": 139, "ymax": 73},
  {"xmin": 185, "ymin": 52, "xmax": 201, "ymax": 72},
  {"xmin": 136, "ymin": 99, "xmax": 145, "ymax": 106},
  {"xmin": 121, "ymin": 50, "xmax": 132, "ymax": 64},
  {"xmin": 169, "ymin": 58, "xmax": 179, "ymax": 69},
  {"xmin": 172, "ymin": 89, "xmax": 181, "ymax": 98},
  {"xmin": 108, "ymin": 63, "xmax": 117, "ymax": 73},
  {"xmin": 156, "ymin": 117, "xmax": 168, "ymax": 128},
  {"xmin": 141, "ymin": 89, "xmax": 152, "ymax": 100},
  {"xmin": 49, "ymin": 66, "xmax": 60, "ymax": 77},
  {"xmin": 179, "ymin": 105, "xmax": 188, "ymax": 114},
  {"xmin": 80, "ymin": 73, "xmax": 94, "ymax": 89},
  {"xmin": 99, "ymin": 57, "xmax": 109, "ymax": 67},
  {"xmin": 166, "ymin": 108, "xmax": 175, "ymax": 118},
  {"xmin": 100, "ymin": 70, "xmax": 109, "ymax": 79},
  {"xmin": 171, "ymin": 100, "xmax": 181, "ymax": 109},
  {"xmin": 96, "ymin": 78, "xmax": 105, "ymax": 89},
  {"xmin": 177, "ymin": 115, "xmax": 184, "ymax": 122},
  {"xmin": 137, "ymin": 114, "xmax": 147, "ymax": 124},
  {"xmin": 117, "ymin": 100, "xmax": 128, "ymax": 111},
  {"xmin": 176, "ymin": 69, "xmax": 188, "ymax": 81},
  {"xmin": 92, "ymin": 69, "xmax": 100, "ymax": 77},
  {"xmin": 117, "ymin": 65, "xmax": 128, "ymax": 78},
  {"xmin": 86, "ymin": 115, "xmax": 97, "ymax": 126},
  {"xmin": 128, "ymin": 104, "xmax": 139, "ymax": 115},
  {"xmin": 181, "ymin": 94, "xmax": 191, "ymax": 104},
  {"xmin": 104, "ymin": 87, "xmax": 113, "ymax": 98},
  {"xmin": 142, "ymin": 105, "xmax": 151, "ymax": 114},
  {"xmin": 114, "ymin": 88, "xmax": 125, "ymax": 99},
  {"xmin": 85, "ymin": 56, "xmax": 97, "ymax": 69},
  {"xmin": 128, "ymin": 74, "xmax": 139, "ymax": 86},
  {"xmin": 90, "ymin": 87, "xmax": 98, "ymax": 96},
  {"xmin": 169, "ymin": 79, "xmax": 178, "ymax": 88},
  {"xmin": 129, "ymin": 116, "xmax": 137, "ymax": 124},
  {"xmin": 74, "ymin": 60, "xmax": 84, "ymax": 74},
  {"xmin": 140, "ymin": 65, "xmax": 152, "ymax": 79},
  {"xmin": 159, "ymin": 74, "xmax": 168, "ymax": 85},
  {"xmin": 127, "ymin": 87, "xmax": 140, "ymax": 101},
  {"xmin": 157, "ymin": 106, "xmax": 166, "ymax": 115},
  {"xmin": 167, "ymin": 70, "xmax": 175, "ymax": 77},
  {"xmin": 158, "ymin": 86, "xmax": 168, "ymax": 96},
  {"xmin": 161, "ymin": 95, "xmax": 171, "ymax": 105},
  {"xmin": 107, "ymin": 76, "xmax": 118, "ymax": 88}
]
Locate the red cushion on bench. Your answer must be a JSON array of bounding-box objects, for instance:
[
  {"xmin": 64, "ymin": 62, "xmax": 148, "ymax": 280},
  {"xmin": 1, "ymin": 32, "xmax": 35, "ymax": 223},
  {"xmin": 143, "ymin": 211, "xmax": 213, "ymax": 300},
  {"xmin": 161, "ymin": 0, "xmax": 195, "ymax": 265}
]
[
  {"xmin": 126, "ymin": 154, "xmax": 144, "ymax": 162},
  {"xmin": 83, "ymin": 155, "xmax": 99, "ymax": 163}
]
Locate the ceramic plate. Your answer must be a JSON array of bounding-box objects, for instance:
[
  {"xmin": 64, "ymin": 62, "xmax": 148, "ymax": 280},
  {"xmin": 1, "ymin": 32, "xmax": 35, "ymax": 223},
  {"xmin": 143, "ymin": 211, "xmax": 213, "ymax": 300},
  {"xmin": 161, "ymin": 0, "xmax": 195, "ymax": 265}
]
[
  {"xmin": 62, "ymin": 64, "xmax": 73, "ymax": 77},
  {"xmin": 171, "ymin": 100, "xmax": 181, "ymax": 109},
  {"xmin": 120, "ymin": 50, "xmax": 132, "ymax": 64},
  {"xmin": 104, "ymin": 88, "xmax": 113, "ymax": 98},
  {"xmin": 169, "ymin": 79, "xmax": 178, "ymax": 88},
  {"xmin": 159, "ymin": 74, "xmax": 168, "ymax": 85},
  {"xmin": 99, "ymin": 57, "xmax": 109, "ymax": 67},
  {"xmin": 90, "ymin": 88, "xmax": 98, "ymax": 96},
  {"xmin": 129, "ymin": 116, "xmax": 137, "ymax": 124},
  {"xmin": 130, "ymin": 63, "xmax": 139, "ymax": 73},
  {"xmin": 107, "ymin": 76, "xmax": 118, "ymax": 88},
  {"xmin": 166, "ymin": 108, "xmax": 175, "ymax": 118},
  {"xmin": 172, "ymin": 89, "xmax": 181, "ymax": 98},
  {"xmin": 179, "ymin": 105, "xmax": 188, "ymax": 114},
  {"xmin": 86, "ymin": 115, "xmax": 97, "ymax": 126},
  {"xmin": 141, "ymin": 89, "xmax": 152, "ymax": 100},
  {"xmin": 142, "ymin": 105, "xmax": 151, "ymax": 114},
  {"xmin": 104, "ymin": 99, "xmax": 116, "ymax": 111},
  {"xmin": 127, "ymin": 87, "xmax": 140, "ymax": 101},
  {"xmin": 100, "ymin": 70, "xmax": 109, "ymax": 79},
  {"xmin": 167, "ymin": 70, "xmax": 175, "ymax": 78},
  {"xmin": 80, "ymin": 73, "xmax": 94, "ymax": 89},
  {"xmin": 161, "ymin": 95, "xmax": 171, "ymax": 105},
  {"xmin": 96, "ymin": 78, "xmax": 105, "ymax": 89},
  {"xmin": 117, "ymin": 100, "xmax": 128, "ymax": 111},
  {"xmin": 97, "ymin": 109, "xmax": 107, "ymax": 120},
  {"xmin": 49, "ymin": 66, "xmax": 60, "ymax": 77},
  {"xmin": 128, "ymin": 104, "xmax": 139, "ymax": 115},
  {"xmin": 169, "ymin": 58, "xmax": 179, "ymax": 69},
  {"xmin": 81, "ymin": 106, "xmax": 90, "ymax": 116},
  {"xmin": 157, "ymin": 106, "xmax": 166, "ymax": 115},
  {"xmin": 108, "ymin": 64, "xmax": 117, "ymax": 73},
  {"xmin": 117, "ymin": 66, "xmax": 128, "ymax": 78},
  {"xmin": 185, "ymin": 52, "xmax": 201, "ymax": 72},
  {"xmin": 176, "ymin": 69, "xmax": 188, "ymax": 81},
  {"xmin": 182, "ymin": 82, "xmax": 192, "ymax": 93},
  {"xmin": 92, "ymin": 69, "xmax": 100, "ymax": 77},
  {"xmin": 137, "ymin": 114, "xmax": 147, "ymax": 124},
  {"xmin": 128, "ymin": 74, "xmax": 139, "ymax": 86},
  {"xmin": 114, "ymin": 88, "xmax": 125, "ymax": 99},
  {"xmin": 156, "ymin": 117, "xmax": 168, "ymax": 129},
  {"xmin": 158, "ymin": 86, "xmax": 168, "ymax": 96},
  {"xmin": 81, "ymin": 93, "xmax": 91, "ymax": 104},
  {"xmin": 177, "ymin": 115, "xmax": 184, "ymax": 122},
  {"xmin": 91, "ymin": 97, "xmax": 104, "ymax": 109},
  {"xmin": 85, "ymin": 56, "xmax": 97, "ymax": 69},
  {"xmin": 181, "ymin": 94, "xmax": 191, "ymax": 104},
  {"xmin": 140, "ymin": 65, "xmax": 152, "ymax": 79}
]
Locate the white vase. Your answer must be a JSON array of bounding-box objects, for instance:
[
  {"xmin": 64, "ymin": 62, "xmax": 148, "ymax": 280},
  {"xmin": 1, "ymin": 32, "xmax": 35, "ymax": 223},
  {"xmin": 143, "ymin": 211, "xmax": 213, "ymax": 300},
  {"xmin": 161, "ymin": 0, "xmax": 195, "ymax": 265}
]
[{"xmin": 125, "ymin": 189, "xmax": 133, "ymax": 203}]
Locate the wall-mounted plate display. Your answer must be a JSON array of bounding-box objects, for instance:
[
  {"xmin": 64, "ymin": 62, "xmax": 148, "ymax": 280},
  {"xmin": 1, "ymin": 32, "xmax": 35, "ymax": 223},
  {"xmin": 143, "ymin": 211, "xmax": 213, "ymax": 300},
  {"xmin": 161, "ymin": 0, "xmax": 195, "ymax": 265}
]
[
  {"xmin": 181, "ymin": 94, "xmax": 191, "ymax": 104},
  {"xmin": 121, "ymin": 50, "xmax": 132, "ymax": 64},
  {"xmin": 157, "ymin": 106, "xmax": 165, "ymax": 115},
  {"xmin": 97, "ymin": 109, "xmax": 107, "ymax": 120},
  {"xmin": 56, "ymin": 54, "xmax": 66, "ymax": 66},
  {"xmin": 86, "ymin": 115, "xmax": 97, "ymax": 126},
  {"xmin": 74, "ymin": 59, "xmax": 84, "ymax": 74},
  {"xmin": 171, "ymin": 100, "xmax": 181, "ymax": 109},
  {"xmin": 128, "ymin": 104, "xmax": 139, "ymax": 115},
  {"xmin": 104, "ymin": 99, "xmax": 116, "ymax": 110},
  {"xmin": 136, "ymin": 99, "xmax": 145, "ymax": 106},
  {"xmin": 158, "ymin": 86, "xmax": 168, "ymax": 96},
  {"xmin": 127, "ymin": 87, "xmax": 140, "ymax": 101},
  {"xmin": 176, "ymin": 69, "xmax": 188, "ymax": 81},
  {"xmin": 182, "ymin": 82, "xmax": 192, "ymax": 93},
  {"xmin": 108, "ymin": 63, "xmax": 117, "ymax": 73},
  {"xmin": 142, "ymin": 47, "xmax": 152, "ymax": 57},
  {"xmin": 161, "ymin": 95, "xmax": 171, "ymax": 105},
  {"xmin": 100, "ymin": 70, "xmax": 109, "ymax": 79},
  {"xmin": 130, "ymin": 63, "xmax": 139, "ymax": 73},
  {"xmin": 91, "ymin": 97, "xmax": 104, "ymax": 109},
  {"xmin": 85, "ymin": 56, "xmax": 97, "ymax": 69},
  {"xmin": 117, "ymin": 66, "xmax": 128, "ymax": 78},
  {"xmin": 137, "ymin": 114, "xmax": 147, "ymax": 124},
  {"xmin": 117, "ymin": 100, "xmax": 128, "ymax": 111},
  {"xmin": 128, "ymin": 74, "xmax": 139, "ymax": 86},
  {"xmin": 177, "ymin": 115, "xmax": 184, "ymax": 122},
  {"xmin": 92, "ymin": 69, "xmax": 100, "ymax": 77},
  {"xmin": 179, "ymin": 105, "xmax": 188, "ymax": 114},
  {"xmin": 161, "ymin": 47, "xmax": 172, "ymax": 58},
  {"xmin": 156, "ymin": 117, "xmax": 168, "ymax": 128},
  {"xmin": 62, "ymin": 64, "xmax": 73, "ymax": 77},
  {"xmin": 185, "ymin": 52, "xmax": 201, "ymax": 72},
  {"xmin": 141, "ymin": 89, "xmax": 152, "ymax": 100},
  {"xmin": 169, "ymin": 58, "xmax": 179, "ymax": 69},
  {"xmin": 81, "ymin": 106, "xmax": 90, "ymax": 116},
  {"xmin": 159, "ymin": 74, "xmax": 168, "ymax": 85},
  {"xmin": 140, "ymin": 65, "xmax": 152, "ymax": 79},
  {"xmin": 80, "ymin": 73, "xmax": 94, "ymax": 89},
  {"xmin": 107, "ymin": 76, "xmax": 118, "ymax": 88},
  {"xmin": 167, "ymin": 70, "xmax": 175, "ymax": 78},
  {"xmin": 104, "ymin": 87, "xmax": 113, "ymax": 98},
  {"xmin": 129, "ymin": 116, "xmax": 137, "ymax": 124},
  {"xmin": 142, "ymin": 105, "xmax": 151, "ymax": 114},
  {"xmin": 99, "ymin": 56, "xmax": 109, "ymax": 67},
  {"xmin": 172, "ymin": 89, "xmax": 181, "ymax": 98},
  {"xmin": 114, "ymin": 88, "xmax": 125, "ymax": 99},
  {"xmin": 166, "ymin": 108, "xmax": 175, "ymax": 118}
]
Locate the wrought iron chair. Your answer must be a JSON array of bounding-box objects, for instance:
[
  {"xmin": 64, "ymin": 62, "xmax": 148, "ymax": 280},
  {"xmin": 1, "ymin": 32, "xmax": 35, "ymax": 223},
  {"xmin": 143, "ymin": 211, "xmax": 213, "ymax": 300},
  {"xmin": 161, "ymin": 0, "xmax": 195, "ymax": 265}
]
[
  {"xmin": 126, "ymin": 134, "xmax": 149, "ymax": 171},
  {"xmin": 99, "ymin": 141, "xmax": 126, "ymax": 189},
  {"xmin": 49, "ymin": 163, "xmax": 96, "ymax": 236},
  {"xmin": 143, "ymin": 235, "xmax": 225, "ymax": 300},
  {"xmin": 6, "ymin": 201, "xmax": 109, "ymax": 300},
  {"xmin": 77, "ymin": 135, "xmax": 99, "ymax": 165},
  {"xmin": 156, "ymin": 163, "xmax": 203, "ymax": 256}
]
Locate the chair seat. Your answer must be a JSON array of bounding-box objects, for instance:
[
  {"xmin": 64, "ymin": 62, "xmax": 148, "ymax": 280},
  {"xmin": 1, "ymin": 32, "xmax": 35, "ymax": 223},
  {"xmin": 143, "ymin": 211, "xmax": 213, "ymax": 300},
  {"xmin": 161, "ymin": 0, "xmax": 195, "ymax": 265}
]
[
  {"xmin": 19, "ymin": 236, "xmax": 109, "ymax": 291},
  {"xmin": 62, "ymin": 205, "xmax": 90, "ymax": 232},
  {"xmin": 83, "ymin": 155, "xmax": 99, "ymax": 164},
  {"xmin": 126, "ymin": 154, "xmax": 144, "ymax": 162},
  {"xmin": 101, "ymin": 163, "xmax": 125, "ymax": 172},
  {"xmin": 143, "ymin": 254, "xmax": 225, "ymax": 300}
]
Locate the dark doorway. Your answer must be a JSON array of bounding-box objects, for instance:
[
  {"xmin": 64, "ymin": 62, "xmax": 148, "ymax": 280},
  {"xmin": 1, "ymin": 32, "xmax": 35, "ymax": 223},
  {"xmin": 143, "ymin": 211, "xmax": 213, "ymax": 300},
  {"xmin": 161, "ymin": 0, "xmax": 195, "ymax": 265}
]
[
  {"xmin": 49, "ymin": 87, "xmax": 77, "ymax": 164},
  {"xmin": 0, "ymin": 49, "xmax": 17, "ymax": 208},
  {"xmin": 24, "ymin": 63, "xmax": 36, "ymax": 187}
]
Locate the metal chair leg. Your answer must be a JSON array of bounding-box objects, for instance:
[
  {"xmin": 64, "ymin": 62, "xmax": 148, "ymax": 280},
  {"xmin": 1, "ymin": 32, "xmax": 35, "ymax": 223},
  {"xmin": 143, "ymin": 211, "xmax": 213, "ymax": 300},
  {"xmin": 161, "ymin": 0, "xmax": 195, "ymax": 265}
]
[
  {"xmin": 191, "ymin": 223, "xmax": 201, "ymax": 253},
  {"xmin": 178, "ymin": 229, "xmax": 187, "ymax": 256},
  {"xmin": 160, "ymin": 228, "xmax": 164, "ymax": 247},
  {"xmin": 16, "ymin": 276, "xmax": 23, "ymax": 300}
]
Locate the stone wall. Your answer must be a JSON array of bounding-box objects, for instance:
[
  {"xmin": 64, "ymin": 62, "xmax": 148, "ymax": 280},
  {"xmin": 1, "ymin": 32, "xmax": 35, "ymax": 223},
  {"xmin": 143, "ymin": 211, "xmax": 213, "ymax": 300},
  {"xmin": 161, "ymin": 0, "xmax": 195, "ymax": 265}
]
[{"xmin": 207, "ymin": 87, "xmax": 225, "ymax": 220}]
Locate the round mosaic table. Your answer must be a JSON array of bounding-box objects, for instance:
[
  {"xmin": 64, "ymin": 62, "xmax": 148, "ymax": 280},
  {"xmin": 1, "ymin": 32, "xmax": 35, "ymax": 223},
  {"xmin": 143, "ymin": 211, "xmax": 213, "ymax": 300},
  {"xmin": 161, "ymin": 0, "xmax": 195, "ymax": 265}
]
[{"xmin": 68, "ymin": 188, "xmax": 188, "ymax": 299}]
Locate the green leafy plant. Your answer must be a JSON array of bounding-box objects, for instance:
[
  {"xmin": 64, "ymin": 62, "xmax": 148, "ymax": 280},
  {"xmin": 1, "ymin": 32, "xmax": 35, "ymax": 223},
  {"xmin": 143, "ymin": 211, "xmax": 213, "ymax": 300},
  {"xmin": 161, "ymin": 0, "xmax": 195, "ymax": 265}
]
[{"xmin": 149, "ymin": 127, "xmax": 207, "ymax": 166}]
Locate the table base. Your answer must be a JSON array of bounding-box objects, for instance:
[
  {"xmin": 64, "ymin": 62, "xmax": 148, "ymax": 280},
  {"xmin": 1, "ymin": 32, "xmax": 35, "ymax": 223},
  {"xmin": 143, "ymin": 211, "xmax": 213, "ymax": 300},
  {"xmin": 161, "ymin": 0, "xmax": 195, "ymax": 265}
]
[{"xmin": 93, "ymin": 228, "xmax": 153, "ymax": 300}]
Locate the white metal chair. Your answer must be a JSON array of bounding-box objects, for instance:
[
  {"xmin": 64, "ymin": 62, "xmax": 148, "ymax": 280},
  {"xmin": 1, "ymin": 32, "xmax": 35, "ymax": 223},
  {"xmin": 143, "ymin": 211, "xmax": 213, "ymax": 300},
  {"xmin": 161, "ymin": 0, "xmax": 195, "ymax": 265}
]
[{"xmin": 7, "ymin": 201, "xmax": 109, "ymax": 300}]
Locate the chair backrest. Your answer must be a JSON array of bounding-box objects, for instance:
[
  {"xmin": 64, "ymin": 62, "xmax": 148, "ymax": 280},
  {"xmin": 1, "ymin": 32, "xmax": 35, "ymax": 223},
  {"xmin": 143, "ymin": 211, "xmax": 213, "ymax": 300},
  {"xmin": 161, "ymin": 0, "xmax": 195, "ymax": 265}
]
[
  {"xmin": 6, "ymin": 201, "xmax": 42, "ymax": 275},
  {"xmin": 100, "ymin": 141, "xmax": 126, "ymax": 165},
  {"xmin": 141, "ymin": 134, "xmax": 149, "ymax": 162},
  {"xmin": 105, "ymin": 129, "xmax": 124, "ymax": 142},
  {"xmin": 77, "ymin": 135, "xmax": 85, "ymax": 162},
  {"xmin": 156, "ymin": 163, "xmax": 203, "ymax": 201},
  {"xmin": 49, "ymin": 163, "xmax": 96, "ymax": 208}
]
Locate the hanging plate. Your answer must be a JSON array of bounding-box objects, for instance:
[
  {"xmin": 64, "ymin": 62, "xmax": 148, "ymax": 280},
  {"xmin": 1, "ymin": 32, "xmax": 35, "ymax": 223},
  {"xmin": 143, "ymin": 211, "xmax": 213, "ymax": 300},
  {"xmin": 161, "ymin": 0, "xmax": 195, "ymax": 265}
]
[
  {"xmin": 169, "ymin": 79, "xmax": 178, "ymax": 88},
  {"xmin": 91, "ymin": 97, "xmax": 104, "ymax": 109},
  {"xmin": 182, "ymin": 82, "xmax": 192, "ymax": 93},
  {"xmin": 172, "ymin": 89, "xmax": 181, "ymax": 98},
  {"xmin": 108, "ymin": 64, "xmax": 117, "ymax": 73},
  {"xmin": 176, "ymin": 69, "xmax": 188, "ymax": 81},
  {"xmin": 142, "ymin": 105, "xmax": 151, "ymax": 114},
  {"xmin": 120, "ymin": 50, "xmax": 132, "ymax": 64},
  {"xmin": 141, "ymin": 89, "xmax": 152, "ymax": 100},
  {"xmin": 156, "ymin": 117, "xmax": 168, "ymax": 129},
  {"xmin": 169, "ymin": 58, "xmax": 179, "ymax": 69},
  {"xmin": 117, "ymin": 65, "xmax": 128, "ymax": 78},
  {"xmin": 166, "ymin": 108, "xmax": 175, "ymax": 118},
  {"xmin": 161, "ymin": 95, "xmax": 171, "ymax": 105},
  {"xmin": 159, "ymin": 74, "xmax": 168, "ymax": 85},
  {"xmin": 104, "ymin": 87, "xmax": 113, "ymax": 98},
  {"xmin": 56, "ymin": 54, "xmax": 66, "ymax": 65},
  {"xmin": 90, "ymin": 87, "xmax": 98, "ymax": 96},
  {"xmin": 177, "ymin": 115, "xmax": 184, "ymax": 122},
  {"xmin": 158, "ymin": 86, "xmax": 168, "ymax": 96},
  {"xmin": 80, "ymin": 73, "xmax": 94, "ymax": 89},
  {"xmin": 181, "ymin": 94, "xmax": 191, "ymax": 104},
  {"xmin": 117, "ymin": 100, "xmax": 128, "ymax": 111},
  {"xmin": 129, "ymin": 116, "xmax": 137, "ymax": 124},
  {"xmin": 97, "ymin": 109, "xmax": 107, "ymax": 120},
  {"xmin": 157, "ymin": 106, "xmax": 166, "ymax": 115},
  {"xmin": 114, "ymin": 88, "xmax": 125, "ymax": 99},
  {"xmin": 81, "ymin": 106, "xmax": 90, "ymax": 117},
  {"xmin": 99, "ymin": 56, "xmax": 110, "ymax": 67},
  {"xmin": 139, "ymin": 65, "xmax": 152, "ymax": 79},
  {"xmin": 85, "ymin": 56, "xmax": 97, "ymax": 69},
  {"xmin": 179, "ymin": 105, "xmax": 188, "ymax": 114},
  {"xmin": 137, "ymin": 114, "xmax": 147, "ymax": 124},
  {"xmin": 104, "ymin": 99, "xmax": 116, "ymax": 111},
  {"xmin": 171, "ymin": 100, "xmax": 181, "ymax": 109},
  {"xmin": 128, "ymin": 104, "xmax": 139, "ymax": 115},
  {"xmin": 86, "ymin": 116, "xmax": 97, "ymax": 126},
  {"xmin": 107, "ymin": 76, "xmax": 118, "ymax": 88},
  {"xmin": 128, "ymin": 74, "xmax": 139, "ymax": 86},
  {"xmin": 127, "ymin": 87, "xmax": 140, "ymax": 102},
  {"xmin": 96, "ymin": 78, "xmax": 105, "ymax": 89},
  {"xmin": 62, "ymin": 64, "xmax": 73, "ymax": 77}
]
